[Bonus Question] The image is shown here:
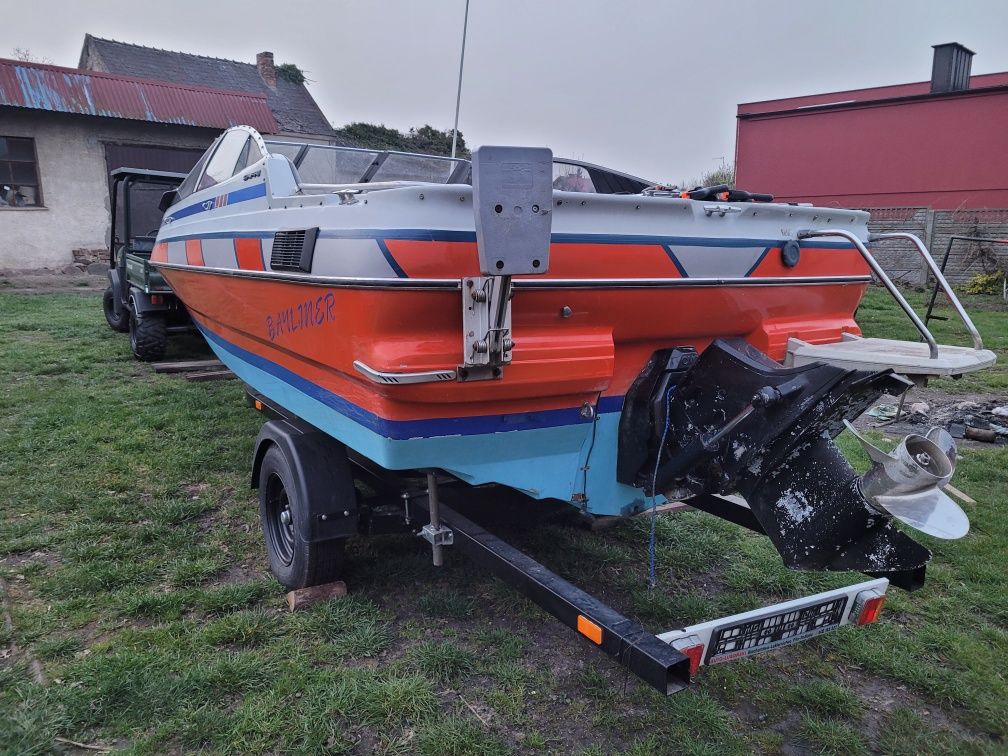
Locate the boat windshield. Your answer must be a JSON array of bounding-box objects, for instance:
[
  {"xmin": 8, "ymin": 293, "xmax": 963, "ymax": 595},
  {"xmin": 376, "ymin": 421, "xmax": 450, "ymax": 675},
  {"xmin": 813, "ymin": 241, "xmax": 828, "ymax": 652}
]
[
  {"xmin": 263, "ymin": 140, "xmax": 652, "ymax": 194},
  {"xmin": 264, "ymin": 141, "xmax": 469, "ymax": 185}
]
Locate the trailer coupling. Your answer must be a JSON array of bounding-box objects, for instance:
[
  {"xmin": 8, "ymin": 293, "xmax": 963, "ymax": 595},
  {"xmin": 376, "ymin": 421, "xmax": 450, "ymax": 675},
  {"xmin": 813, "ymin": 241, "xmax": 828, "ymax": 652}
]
[{"xmin": 617, "ymin": 339, "xmax": 970, "ymax": 590}]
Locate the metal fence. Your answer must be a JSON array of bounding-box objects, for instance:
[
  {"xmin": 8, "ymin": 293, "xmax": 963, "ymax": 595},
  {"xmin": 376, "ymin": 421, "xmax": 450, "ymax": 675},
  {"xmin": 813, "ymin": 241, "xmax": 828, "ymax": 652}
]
[{"xmin": 861, "ymin": 207, "xmax": 1008, "ymax": 285}]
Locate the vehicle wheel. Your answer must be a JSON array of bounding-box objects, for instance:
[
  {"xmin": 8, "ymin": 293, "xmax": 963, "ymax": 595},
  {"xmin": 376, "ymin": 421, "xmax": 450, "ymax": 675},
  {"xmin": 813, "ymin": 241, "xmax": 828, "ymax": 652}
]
[
  {"xmin": 129, "ymin": 311, "xmax": 167, "ymax": 361},
  {"xmin": 258, "ymin": 445, "xmax": 345, "ymax": 589},
  {"xmin": 103, "ymin": 287, "xmax": 129, "ymax": 332}
]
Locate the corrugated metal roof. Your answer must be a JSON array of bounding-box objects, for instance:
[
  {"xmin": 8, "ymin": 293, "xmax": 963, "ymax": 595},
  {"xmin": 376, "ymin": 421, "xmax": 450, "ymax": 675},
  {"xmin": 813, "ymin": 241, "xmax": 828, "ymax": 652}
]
[
  {"xmin": 0, "ymin": 57, "xmax": 279, "ymax": 132},
  {"xmin": 81, "ymin": 36, "xmax": 342, "ymax": 140}
]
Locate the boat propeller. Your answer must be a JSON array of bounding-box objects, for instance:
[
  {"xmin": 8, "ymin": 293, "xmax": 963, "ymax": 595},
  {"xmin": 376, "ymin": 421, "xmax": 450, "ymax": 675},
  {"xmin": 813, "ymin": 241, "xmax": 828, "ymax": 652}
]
[{"xmin": 844, "ymin": 421, "xmax": 969, "ymax": 540}]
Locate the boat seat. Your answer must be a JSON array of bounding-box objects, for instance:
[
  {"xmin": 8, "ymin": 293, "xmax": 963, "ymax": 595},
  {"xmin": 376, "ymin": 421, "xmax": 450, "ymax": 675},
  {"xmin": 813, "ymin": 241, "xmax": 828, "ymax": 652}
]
[{"xmin": 785, "ymin": 333, "xmax": 997, "ymax": 378}]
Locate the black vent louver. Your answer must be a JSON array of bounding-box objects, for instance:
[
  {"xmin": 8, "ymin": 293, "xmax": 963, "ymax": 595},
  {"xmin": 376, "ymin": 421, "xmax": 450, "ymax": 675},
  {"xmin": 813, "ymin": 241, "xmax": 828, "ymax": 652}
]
[{"xmin": 270, "ymin": 228, "xmax": 319, "ymax": 273}]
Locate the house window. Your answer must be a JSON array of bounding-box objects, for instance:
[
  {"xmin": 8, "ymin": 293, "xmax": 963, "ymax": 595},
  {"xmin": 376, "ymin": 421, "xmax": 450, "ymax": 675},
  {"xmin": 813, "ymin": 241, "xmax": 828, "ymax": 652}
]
[{"xmin": 0, "ymin": 136, "xmax": 43, "ymax": 207}]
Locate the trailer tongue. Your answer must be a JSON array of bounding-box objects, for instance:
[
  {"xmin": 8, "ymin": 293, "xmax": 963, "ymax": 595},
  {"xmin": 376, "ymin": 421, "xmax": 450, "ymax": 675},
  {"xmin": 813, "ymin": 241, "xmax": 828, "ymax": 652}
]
[{"xmin": 406, "ymin": 479, "xmax": 893, "ymax": 693}]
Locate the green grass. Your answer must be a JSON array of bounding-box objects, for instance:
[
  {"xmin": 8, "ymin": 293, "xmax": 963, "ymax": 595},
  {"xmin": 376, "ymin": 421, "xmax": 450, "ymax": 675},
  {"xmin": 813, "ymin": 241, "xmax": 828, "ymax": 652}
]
[
  {"xmin": 0, "ymin": 290, "xmax": 1006, "ymax": 753},
  {"xmin": 856, "ymin": 286, "xmax": 1008, "ymax": 392}
]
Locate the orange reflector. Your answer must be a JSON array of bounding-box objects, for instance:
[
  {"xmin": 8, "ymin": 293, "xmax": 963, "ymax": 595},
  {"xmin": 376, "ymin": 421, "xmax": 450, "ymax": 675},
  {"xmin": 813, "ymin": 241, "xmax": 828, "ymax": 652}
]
[
  {"xmin": 254, "ymin": 400, "xmax": 263, "ymax": 411},
  {"xmin": 856, "ymin": 594, "xmax": 886, "ymax": 625},
  {"xmin": 576, "ymin": 615, "xmax": 603, "ymax": 645},
  {"xmin": 680, "ymin": 643, "xmax": 704, "ymax": 676}
]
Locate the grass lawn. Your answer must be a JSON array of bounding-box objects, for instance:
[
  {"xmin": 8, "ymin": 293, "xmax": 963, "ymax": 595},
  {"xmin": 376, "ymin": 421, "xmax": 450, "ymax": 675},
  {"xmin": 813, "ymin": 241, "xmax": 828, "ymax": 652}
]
[{"xmin": 1, "ymin": 288, "xmax": 1006, "ymax": 754}]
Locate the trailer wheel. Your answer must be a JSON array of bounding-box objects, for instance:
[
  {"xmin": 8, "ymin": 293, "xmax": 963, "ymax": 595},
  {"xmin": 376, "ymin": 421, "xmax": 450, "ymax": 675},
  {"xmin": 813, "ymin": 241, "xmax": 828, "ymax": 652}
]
[
  {"xmin": 129, "ymin": 312, "xmax": 167, "ymax": 361},
  {"xmin": 103, "ymin": 287, "xmax": 129, "ymax": 333},
  {"xmin": 258, "ymin": 444, "xmax": 345, "ymax": 589}
]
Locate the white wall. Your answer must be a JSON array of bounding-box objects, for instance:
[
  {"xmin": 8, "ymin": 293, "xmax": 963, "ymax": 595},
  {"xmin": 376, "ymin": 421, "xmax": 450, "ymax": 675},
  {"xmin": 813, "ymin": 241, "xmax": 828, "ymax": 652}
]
[{"xmin": 0, "ymin": 110, "xmax": 215, "ymax": 269}]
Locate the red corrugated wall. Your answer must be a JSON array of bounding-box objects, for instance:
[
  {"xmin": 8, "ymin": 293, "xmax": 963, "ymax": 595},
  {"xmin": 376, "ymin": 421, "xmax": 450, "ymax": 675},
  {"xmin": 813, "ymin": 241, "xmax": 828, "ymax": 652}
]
[{"xmin": 735, "ymin": 88, "xmax": 1008, "ymax": 209}]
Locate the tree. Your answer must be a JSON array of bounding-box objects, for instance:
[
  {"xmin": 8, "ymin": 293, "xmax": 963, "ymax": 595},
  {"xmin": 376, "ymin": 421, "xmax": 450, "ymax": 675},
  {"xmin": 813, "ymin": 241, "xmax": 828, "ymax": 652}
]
[
  {"xmin": 333, "ymin": 122, "xmax": 469, "ymax": 158},
  {"xmin": 274, "ymin": 63, "xmax": 307, "ymax": 85},
  {"xmin": 11, "ymin": 48, "xmax": 52, "ymax": 64},
  {"xmin": 680, "ymin": 161, "xmax": 736, "ymax": 190}
]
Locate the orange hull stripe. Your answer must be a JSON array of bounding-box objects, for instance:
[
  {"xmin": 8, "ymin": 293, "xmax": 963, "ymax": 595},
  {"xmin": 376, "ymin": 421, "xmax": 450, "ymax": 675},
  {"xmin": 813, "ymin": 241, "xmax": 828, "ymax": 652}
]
[
  {"xmin": 235, "ymin": 238, "xmax": 265, "ymax": 271},
  {"xmin": 151, "ymin": 242, "xmax": 168, "ymax": 263},
  {"xmin": 386, "ymin": 240, "xmax": 685, "ymax": 279},
  {"xmin": 158, "ymin": 266, "xmax": 866, "ymax": 423},
  {"xmin": 185, "ymin": 239, "xmax": 204, "ymax": 266}
]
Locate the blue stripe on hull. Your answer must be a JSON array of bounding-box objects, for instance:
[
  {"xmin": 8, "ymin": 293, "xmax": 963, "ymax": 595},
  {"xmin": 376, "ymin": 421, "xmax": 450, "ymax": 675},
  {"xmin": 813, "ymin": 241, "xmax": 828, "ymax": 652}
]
[
  {"xmin": 197, "ymin": 322, "xmax": 652, "ymax": 515},
  {"xmin": 165, "ymin": 183, "xmax": 268, "ymax": 223}
]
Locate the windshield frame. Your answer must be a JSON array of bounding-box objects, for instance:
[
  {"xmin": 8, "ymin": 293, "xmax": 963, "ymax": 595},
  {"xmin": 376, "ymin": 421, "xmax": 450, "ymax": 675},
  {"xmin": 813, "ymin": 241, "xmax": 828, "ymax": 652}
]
[{"xmin": 263, "ymin": 140, "xmax": 471, "ymax": 185}]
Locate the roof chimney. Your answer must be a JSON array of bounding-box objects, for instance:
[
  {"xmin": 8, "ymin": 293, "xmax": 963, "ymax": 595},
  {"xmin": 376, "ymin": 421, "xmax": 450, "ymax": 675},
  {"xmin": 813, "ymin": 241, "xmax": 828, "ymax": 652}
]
[
  {"xmin": 256, "ymin": 51, "xmax": 276, "ymax": 88},
  {"xmin": 931, "ymin": 43, "xmax": 974, "ymax": 93}
]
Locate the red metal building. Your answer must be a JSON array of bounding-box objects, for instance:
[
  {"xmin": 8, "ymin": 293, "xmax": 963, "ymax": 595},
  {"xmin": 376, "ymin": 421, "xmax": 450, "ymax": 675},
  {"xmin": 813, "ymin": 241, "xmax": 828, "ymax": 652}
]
[{"xmin": 735, "ymin": 44, "xmax": 1008, "ymax": 209}]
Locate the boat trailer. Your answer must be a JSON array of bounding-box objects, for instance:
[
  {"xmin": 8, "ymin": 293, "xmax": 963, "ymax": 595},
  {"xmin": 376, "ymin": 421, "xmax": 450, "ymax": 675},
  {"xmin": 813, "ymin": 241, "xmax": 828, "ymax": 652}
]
[{"xmin": 248, "ymin": 391, "xmax": 891, "ymax": 695}]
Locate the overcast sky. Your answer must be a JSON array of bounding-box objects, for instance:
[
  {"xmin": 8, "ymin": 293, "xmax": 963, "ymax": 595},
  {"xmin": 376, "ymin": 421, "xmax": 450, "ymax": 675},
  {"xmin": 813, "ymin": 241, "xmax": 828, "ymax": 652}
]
[{"xmin": 3, "ymin": 0, "xmax": 1008, "ymax": 183}]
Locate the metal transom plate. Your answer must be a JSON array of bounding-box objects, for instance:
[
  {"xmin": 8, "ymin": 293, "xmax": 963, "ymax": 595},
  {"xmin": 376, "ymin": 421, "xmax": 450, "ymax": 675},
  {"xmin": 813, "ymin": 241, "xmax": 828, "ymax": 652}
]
[
  {"xmin": 472, "ymin": 145, "xmax": 553, "ymax": 275},
  {"xmin": 460, "ymin": 275, "xmax": 513, "ymax": 376}
]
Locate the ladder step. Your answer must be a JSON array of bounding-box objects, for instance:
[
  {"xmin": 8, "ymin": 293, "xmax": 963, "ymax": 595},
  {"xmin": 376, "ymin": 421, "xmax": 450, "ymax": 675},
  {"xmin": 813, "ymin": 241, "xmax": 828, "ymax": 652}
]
[{"xmin": 786, "ymin": 335, "xmax": 996, "ymax": 377}]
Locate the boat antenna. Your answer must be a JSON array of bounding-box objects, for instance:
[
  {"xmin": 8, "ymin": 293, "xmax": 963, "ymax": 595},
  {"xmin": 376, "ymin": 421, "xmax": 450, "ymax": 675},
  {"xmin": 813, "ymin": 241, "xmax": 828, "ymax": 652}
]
[{"xmin": 450, "ymin": 0, "xmax": 470, "ymax": 160}]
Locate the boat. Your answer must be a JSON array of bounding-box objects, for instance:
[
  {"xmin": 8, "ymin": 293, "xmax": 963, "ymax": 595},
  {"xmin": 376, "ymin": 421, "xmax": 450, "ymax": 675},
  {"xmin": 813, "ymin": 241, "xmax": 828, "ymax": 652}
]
[{"xmin": 151, "ymin": 125, "xmax": 995, "ymax": 591}]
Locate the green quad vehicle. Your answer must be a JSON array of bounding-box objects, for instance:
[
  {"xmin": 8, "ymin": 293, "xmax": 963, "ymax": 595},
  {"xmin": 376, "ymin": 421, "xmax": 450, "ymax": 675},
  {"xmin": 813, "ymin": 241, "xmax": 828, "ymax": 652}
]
[{"xmin": 103, "ymin": 168, "xmax": 191, "ymax": 361}]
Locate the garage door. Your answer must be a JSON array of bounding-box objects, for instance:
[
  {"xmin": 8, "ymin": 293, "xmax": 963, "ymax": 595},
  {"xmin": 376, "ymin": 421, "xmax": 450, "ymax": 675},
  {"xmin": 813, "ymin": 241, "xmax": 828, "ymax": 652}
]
[
  {"xmin": 105, "ymin": 143, "xmax": 208, "ymax": 241},
  {"xmin": 104, "ymin": 143, "xmax": 206, "ymax": 177}
]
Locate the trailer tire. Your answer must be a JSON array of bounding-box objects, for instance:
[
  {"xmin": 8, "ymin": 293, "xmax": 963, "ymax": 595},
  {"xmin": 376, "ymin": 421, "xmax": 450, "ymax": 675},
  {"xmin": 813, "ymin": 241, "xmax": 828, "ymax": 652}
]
[
  {"xmin": 258, "ymin": 444, "xmax": 345, "ymax": 589},
  {"xmin": 103, "ymin": 287, "xmax": 129, "ymax": 332},
  {"xmin": 129, "ymin": 311, "xmax": 167, "ymax": 361}
]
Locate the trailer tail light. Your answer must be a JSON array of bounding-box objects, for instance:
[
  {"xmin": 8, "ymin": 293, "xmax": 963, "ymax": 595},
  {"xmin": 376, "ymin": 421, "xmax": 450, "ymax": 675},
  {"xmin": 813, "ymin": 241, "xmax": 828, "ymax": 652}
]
[
  {"xmin": 576, "ymin": 615, "xmax": 603, "ymax": 645},
  {"xmin": 850, "ymin": 588, "xmax": 886, "ymax": 625},
  {"xmin": 671, "ymin": 635, "xmax": 705, "ymax": 676},
  {"xmin": 150, "ymin": 294, "xmax": 164, "ymax": 305}
]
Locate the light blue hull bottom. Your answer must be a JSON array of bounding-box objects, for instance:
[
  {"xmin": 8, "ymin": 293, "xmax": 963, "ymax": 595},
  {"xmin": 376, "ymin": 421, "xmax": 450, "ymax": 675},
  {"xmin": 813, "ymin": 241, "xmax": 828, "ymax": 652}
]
[{"xmin": 200, "ymin": 324, "xmax": 657, "ymax": 517}]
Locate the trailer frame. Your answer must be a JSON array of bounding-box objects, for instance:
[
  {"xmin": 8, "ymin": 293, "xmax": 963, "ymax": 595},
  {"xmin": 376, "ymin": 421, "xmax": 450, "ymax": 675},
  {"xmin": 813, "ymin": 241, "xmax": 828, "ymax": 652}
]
[{"xmin": 246, "ymin": 390, "xmax": 890, "ymax": 695}]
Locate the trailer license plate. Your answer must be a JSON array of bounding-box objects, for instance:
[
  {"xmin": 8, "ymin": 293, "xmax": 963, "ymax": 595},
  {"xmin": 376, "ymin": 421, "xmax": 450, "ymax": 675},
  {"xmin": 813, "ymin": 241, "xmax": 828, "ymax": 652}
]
[{"xmin": 705, "ymin": 596, "xmax": 848, "ymax": 665}]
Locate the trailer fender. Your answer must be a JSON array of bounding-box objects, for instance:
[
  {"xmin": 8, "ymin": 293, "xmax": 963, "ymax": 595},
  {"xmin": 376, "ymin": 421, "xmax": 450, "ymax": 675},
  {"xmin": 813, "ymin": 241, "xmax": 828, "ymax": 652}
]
[
  {"xmin": 108, "ymin": 268, "xmax": 125, "ymax": 318},
  {"xmin": 251, "ymin": 419, "xmax": 359, "ymax": 542}
]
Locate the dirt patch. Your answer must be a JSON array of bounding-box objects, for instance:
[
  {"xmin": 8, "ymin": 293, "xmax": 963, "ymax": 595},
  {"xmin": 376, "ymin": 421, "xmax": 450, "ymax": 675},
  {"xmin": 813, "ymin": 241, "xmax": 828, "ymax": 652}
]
[
  {"xmin": 0, "ymin": 267, "xmax": 105, "ymax": 294},
  {"xmin": 853, "ymin": 387, "xmax": 1008, "ymax": 449}
]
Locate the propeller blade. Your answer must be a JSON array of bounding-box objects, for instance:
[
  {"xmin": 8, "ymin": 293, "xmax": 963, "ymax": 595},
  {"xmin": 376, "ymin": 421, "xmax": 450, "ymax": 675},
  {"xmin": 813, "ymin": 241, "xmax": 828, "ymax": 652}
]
[
  {"xmin": 844, "ymin": 421, "xmax": 970, "ymax": 540},
  {"xmin": 874, "ymin": 489, "xmax": 970, "ymax": 539}
]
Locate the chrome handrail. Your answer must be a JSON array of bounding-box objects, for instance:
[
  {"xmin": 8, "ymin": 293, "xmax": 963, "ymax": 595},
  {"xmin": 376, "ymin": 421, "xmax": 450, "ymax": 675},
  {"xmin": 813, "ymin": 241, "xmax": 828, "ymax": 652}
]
[
  {"xmin": 797, "ymin": 228, "xmax": 939, "ymax": 359},
  {"xmin": 869, "ymin": 232, "xmax": 984, "ymax": 351}
]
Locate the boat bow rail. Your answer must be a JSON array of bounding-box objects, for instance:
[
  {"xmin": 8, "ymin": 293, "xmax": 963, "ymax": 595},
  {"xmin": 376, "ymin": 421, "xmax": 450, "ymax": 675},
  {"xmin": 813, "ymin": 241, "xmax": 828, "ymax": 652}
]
[{"xmin": 790, "ymin": 228, "xmax": 995, "ymax": 379}]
